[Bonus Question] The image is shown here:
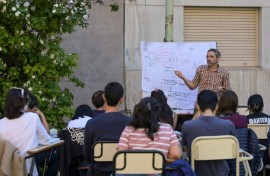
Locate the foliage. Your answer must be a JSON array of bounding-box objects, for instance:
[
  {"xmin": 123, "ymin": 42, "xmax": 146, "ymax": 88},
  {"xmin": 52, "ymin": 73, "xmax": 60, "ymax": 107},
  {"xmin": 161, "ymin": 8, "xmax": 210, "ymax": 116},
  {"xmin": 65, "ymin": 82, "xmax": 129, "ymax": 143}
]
[{"xmin": 0, "ymin": 0, "xmax": 118, "ymax": 129}]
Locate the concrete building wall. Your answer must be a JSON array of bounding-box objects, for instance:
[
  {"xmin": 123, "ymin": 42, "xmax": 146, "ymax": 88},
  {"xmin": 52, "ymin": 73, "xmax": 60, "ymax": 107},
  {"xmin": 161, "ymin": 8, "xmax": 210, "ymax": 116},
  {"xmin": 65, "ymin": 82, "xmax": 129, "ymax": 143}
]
[
  {"xmin": 61, "ymin": 2, "xmax": 124, "ymax": 108},
  {"xmin": 125, "ymin": 0, "xmax": 270, "ymax": 114}
]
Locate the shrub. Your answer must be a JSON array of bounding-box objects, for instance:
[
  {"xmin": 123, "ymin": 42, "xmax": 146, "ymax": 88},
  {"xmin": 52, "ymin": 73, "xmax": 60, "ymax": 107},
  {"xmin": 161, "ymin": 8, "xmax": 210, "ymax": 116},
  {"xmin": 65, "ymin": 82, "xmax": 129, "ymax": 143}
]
[{"xmin": 0, "ymin": 0, "xmax": 118, "ymax": 129}]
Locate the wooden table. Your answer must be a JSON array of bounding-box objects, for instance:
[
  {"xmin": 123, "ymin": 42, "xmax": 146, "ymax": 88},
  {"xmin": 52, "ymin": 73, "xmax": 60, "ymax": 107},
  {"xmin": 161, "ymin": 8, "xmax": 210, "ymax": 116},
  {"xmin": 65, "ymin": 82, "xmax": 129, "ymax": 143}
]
[{"xmin": 27, "ymin": 140, "xmax": 65, "ymax": 176}]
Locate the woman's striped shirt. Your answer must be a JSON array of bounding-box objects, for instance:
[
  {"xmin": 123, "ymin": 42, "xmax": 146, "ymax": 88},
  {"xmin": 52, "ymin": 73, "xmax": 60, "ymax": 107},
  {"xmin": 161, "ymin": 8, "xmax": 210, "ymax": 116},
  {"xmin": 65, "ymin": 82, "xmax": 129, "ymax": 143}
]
[{"xmin": 118, "ymin": 123, "xmax": 179, "ymax": 157}]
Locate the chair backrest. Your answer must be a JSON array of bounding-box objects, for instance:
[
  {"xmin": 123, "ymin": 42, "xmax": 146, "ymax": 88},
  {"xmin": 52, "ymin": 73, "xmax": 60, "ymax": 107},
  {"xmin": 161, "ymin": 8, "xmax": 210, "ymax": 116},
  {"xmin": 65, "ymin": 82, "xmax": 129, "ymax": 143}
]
[
  {"xmin": 113, "ymin": 150, "xmax": 166, "ymax": 175},
  {"xmin": 191, "ymin": 135, "xmax": 240, "ymax": 176},
  {"xmin": 91, "ymin": 141, "xmax": 118, "ymax": 162},
  {"xmin": 0, "ymin": 140, "xmax": 27, "ymax": 176},
  {"xmin": 247, "ymin": 124, "xmax": 270, "ymax": 139},
  {"xmin": 91, "ymin": 141, "xmax": 118, "ymax": 175},
  {"xmin": 237, "ymin": 106, "xmax": 249, "ymax": 116}
]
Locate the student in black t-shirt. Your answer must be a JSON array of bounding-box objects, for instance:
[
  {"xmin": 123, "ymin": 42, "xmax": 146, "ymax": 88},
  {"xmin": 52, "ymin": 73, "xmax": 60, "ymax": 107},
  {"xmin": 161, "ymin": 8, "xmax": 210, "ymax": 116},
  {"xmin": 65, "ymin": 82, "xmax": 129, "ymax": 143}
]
[
  {"xmin": 247, "ymin": 94, "xmax": 270, "ymax": 170},
  {"xmin": 247, "ymin": 94, "xmax": 270, "ymax": 124}
]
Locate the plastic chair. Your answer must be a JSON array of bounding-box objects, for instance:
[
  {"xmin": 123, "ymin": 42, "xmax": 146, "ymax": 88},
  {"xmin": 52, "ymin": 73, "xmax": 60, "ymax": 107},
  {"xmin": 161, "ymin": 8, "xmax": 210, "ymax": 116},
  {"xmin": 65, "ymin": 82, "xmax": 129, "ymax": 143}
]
[
  {"xmin": 1, "ymin": 139, "xmax": 63, "ymax": 176},
  {"xmin": 112, "ymin": 150, "xmax": 166, "ymax": 176},
  {"xmin": 247, "ymin": 124, "xmax": 269, "ymax": 174},
  {"xmin": 247, "ymin": 124, "xmax": 269, "ymax": 153},
  {"xmin": 191, "ymin": 135, "xmax": 253, "ymax": 176},
  {"xmin": 27, "ymin": 140, "xmax": 64, "ymax": 176},
  {"xmin": 91, "ymin": 141, "xmax": 118, "ymax": 176}
]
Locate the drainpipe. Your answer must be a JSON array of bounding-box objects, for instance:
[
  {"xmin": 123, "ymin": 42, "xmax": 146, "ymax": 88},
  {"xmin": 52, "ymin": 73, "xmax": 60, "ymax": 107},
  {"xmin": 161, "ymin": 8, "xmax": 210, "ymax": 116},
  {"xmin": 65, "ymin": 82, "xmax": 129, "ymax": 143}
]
[{"xmin": 164, "ymin": 0, "xmax": 174, "ymax": 42}]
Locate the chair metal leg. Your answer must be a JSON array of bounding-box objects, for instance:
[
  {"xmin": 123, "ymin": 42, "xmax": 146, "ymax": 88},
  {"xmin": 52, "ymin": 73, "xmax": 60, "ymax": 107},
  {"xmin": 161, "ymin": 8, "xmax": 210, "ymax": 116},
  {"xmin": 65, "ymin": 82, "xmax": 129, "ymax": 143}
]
[
  {"xmin": 42, "ymin": 149, "xmax": 54, "ymax": 176},
  {"xmin": 240, "ymin": 152, "xmax": 252, "ymax": 176},
  {"xmin": 243, "ymin": 160, "xmax": 252, "ymax": 176},
  {"xmin": 29, "ymin": 156, "xmax": 36, "ymax": 176},
  {"xmin": 242, "ymin": 161, "xmax": 248, "ymax": 176}
]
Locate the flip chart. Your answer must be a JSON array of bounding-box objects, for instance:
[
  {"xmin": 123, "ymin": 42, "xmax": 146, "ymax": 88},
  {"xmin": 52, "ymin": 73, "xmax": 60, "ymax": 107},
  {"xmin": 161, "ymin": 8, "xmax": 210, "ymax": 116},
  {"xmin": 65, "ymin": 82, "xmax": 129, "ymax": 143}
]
[{"xmin": 141, "ymin": 41, "xmax": 216, "ymax": 110}]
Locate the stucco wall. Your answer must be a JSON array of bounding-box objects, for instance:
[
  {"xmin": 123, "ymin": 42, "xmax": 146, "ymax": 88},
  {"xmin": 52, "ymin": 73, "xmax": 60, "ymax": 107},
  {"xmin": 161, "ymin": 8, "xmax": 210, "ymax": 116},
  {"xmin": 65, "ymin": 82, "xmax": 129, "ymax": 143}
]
[
  {"xmin": 125, "ymin": 0, "xmax": 270, "ymax": 114},
  {"xmin": 60, "ymin": 2, "xmax": 124, "ymax": 108}
]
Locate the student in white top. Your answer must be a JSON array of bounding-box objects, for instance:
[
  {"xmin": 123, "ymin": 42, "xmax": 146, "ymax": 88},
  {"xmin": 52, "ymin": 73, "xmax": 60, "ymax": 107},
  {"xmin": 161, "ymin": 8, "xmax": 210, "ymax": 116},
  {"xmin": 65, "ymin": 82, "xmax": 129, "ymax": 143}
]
[
  {"xmin": 27, "ymin": 92, "xmax": 58, "ymax": 176},
  {"xmin": 0, "ymin": 87, "xmax": 57, "ymax": 176},
  {"xmin": 67, "ymin": 104, "xmax": 93, "ymax": 128}
]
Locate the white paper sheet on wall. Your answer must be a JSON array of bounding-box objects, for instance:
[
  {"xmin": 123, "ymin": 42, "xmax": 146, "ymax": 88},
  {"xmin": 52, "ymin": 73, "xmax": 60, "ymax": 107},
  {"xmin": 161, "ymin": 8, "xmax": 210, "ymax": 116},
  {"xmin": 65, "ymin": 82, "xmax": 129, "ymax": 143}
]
[{"xmin": 141, "ymin": 41, "xmax": 217, "ymax": 112}]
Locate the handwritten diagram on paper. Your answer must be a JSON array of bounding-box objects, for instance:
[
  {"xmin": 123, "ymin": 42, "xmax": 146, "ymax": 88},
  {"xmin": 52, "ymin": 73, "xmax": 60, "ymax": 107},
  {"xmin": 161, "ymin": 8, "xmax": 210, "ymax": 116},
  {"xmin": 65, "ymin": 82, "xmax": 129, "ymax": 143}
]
[{"xmin": 141, "ymin": 41, "xmax": 216, "ymax": 110}]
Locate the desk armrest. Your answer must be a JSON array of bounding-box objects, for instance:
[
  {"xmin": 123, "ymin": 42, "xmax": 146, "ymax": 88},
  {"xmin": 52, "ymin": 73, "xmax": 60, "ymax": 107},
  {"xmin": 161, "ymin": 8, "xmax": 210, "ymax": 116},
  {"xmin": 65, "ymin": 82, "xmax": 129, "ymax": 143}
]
[
  {"xmin": 27, "ymin": 140, "xmax": 64, "ymax": 154},
  {"xmin": 259, "ymin": 144, "xmax": 266, "ymax": 151},
  {"xmin": 239, "ymin": 149, "xmax": 253, "ymax": 161}
]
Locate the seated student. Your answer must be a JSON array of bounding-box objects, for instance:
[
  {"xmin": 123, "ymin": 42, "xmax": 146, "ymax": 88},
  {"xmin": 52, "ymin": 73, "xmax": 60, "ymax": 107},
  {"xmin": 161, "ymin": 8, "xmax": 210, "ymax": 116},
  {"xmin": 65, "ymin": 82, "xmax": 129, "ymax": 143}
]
[
  {"xmin": 0, "ymin": 87, "xmax": 58, "ymax": 176},
  {"xmin": 68, "ymin": 104, "xmax": 93, "ymax": 128},
  {"xmin": 58, "ymin": 105, "xmax": 91, "ymax": 176},
  {"xmin": 27, "ymin": 93, "xmax": 58, "ymax": 176},
  {"xmin": 247, "ymin": 94, "xmax": 270, "ymax": 172},
  {"xmin": 84, "ymin": 82, "xmax": 131, "ymax": 176},
  {"xmin": 64, "ymin": 104, "xmax": 92, "ymax": 176},
  {"xmin": 91, "ymin": 90, "xmax": 105, "ymax": 117},
  {"xmin": 28, "ymin": 93, "xmax": 50, "ymax": 134},
  {"xmin": 216, "ymin": 90, "xmax": 248, "ymax": 128},
  {"xmin": 247, "ymin": 94, "xmax": 270, "ymax": 124},
  {"xmin": 150, "ymin": 89, "xmax": 178, "ymax": 129},
  {"xmin": 182, "ymin": 90, "xmax": 236, "ymax": 176},
  {"xmin": 117, "ymin": 97, "xmax": 182, "ymax": 160}
]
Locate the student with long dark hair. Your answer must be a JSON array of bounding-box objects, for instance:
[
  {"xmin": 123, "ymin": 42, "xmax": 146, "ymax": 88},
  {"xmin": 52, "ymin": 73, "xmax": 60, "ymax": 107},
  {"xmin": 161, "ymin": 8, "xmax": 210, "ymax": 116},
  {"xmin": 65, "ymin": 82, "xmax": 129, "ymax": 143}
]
[
  {"xmin": 150, "ymin": 89, "xmax": 178, "ymax": 129},
  {"xmin": 0, "ymin": 87, "xmax": 57, "ymax": 176},
  {"xmin": 117, "ymin": 97, "xmax": 181, "ymax": 161}
]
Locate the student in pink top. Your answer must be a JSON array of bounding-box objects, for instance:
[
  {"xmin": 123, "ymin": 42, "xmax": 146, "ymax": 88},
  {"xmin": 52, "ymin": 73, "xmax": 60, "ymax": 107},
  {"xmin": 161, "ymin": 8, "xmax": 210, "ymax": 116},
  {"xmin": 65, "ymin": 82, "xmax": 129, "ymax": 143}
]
[{"xmin": 117, "ymin": 97, "xmax": 182, "ymax": 161}]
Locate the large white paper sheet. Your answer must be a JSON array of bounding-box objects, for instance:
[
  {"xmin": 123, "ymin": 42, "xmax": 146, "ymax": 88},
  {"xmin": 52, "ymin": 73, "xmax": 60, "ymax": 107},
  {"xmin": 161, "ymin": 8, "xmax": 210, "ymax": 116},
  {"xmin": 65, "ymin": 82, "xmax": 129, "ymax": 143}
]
[{"xmin": 141, "ymin": 41, "xmax": 216, "ymax": 111}]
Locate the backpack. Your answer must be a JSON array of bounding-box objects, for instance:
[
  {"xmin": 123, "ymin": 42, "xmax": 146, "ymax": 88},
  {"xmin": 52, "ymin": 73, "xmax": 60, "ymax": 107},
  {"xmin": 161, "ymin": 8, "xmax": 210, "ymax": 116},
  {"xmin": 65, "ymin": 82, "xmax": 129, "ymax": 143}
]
[{"xmin": 165, "ymin": 160, "xmax": 196, "ymax": 176}]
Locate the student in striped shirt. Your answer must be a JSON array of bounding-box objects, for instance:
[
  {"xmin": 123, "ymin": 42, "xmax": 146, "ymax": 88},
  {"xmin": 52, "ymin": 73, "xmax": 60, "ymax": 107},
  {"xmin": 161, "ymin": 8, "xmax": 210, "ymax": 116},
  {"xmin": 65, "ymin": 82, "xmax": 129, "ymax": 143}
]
[{"xmin": 117, "ymin": 97, "xmax": 182, "ymax": 161}]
